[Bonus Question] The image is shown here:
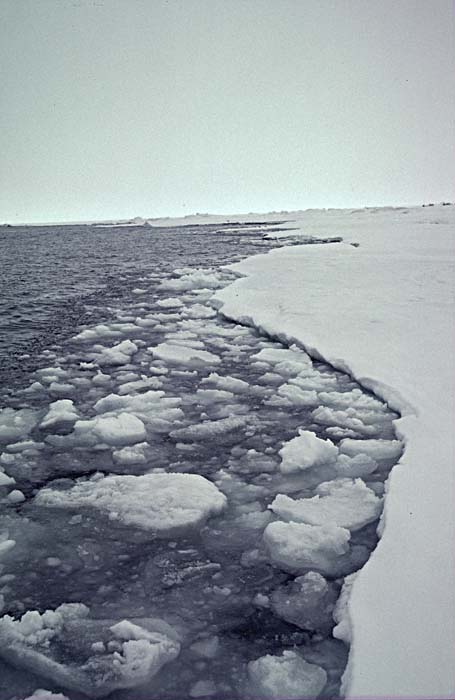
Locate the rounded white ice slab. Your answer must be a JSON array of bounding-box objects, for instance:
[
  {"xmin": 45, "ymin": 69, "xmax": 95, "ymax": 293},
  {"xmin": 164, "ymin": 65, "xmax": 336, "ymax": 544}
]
[{"xmin": 34, "ymin": 473, "xmax": 227, "ymax": 534}]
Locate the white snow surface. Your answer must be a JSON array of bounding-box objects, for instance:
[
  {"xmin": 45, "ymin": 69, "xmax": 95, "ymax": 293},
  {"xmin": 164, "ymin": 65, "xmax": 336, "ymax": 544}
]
[
  {"xmin": 215, "ymin": 205, "xmax": 455, "ymax": 697},
  {"xmin": 34, "ymin": 473, "xmax": 227, "ymax": 534}
]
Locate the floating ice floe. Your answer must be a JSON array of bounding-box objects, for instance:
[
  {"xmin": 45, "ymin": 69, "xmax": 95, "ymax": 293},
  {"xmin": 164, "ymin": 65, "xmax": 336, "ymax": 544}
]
[
  {"xmin": 159, "ymin": 270, "xmax": 225, "ymax": 292},
  {"xmin": 263, "ymin": 520, "xmax": 351, "ymax": 576},
  {"xmin": 269, "ymin": 571, "xmax": 338, "ymax": 634},
  {"xmin": 251, "ymin": 346, "xmax": 312, "ymax": 368},
  {"xmin": 339, "ymin": 438, "xmax": 403, "ymax": 460},
  {"xmin": 334, "ymin": 452, "xmax": 378, "ymax": 478},
  {"xmin": 270, "ymin": 478, "xmax": 382, "ymax": 531},
  {"xmin": 90, "ymin": 391, "xmax": 183, "ymax": 436},
  {"xmin": 46, "ymin": 413, "xmax": 147, "ymax": 447},
  {"xmin": 275, "ymin": 384, "xmax": 318, "ymax": 407},
  {"xmin": 0, "ymin": 604, "xmax": 180, "ymax": 698},
  {"xmin": 92, "ymin": 340, "xmax": 138, "ymax": 367},
  {"xmin": 317, "ymin": 388, "xmax": 386, "ymax": 411},
  {"xmin": 117, "ymin": 376, "xmax": 163, "ymax": 394},
  {"xmin": 201, "ymin": 372, "xmax": 250, "ymax": 394},
  {"xmin": 183, "ymin": 303, "xmax": 217, "ymax": 319},
  {"xmin": 195, "ymin": 389, "xmax": 235, "ymax": 405},
  {"xmin": 0, "ymin": 408, "xmax": 38, "ymax": 444},
  {"xmin": 112, "ymin": 442, "xmax": 149, "ymax": 465},
  {"xmin": 156, "ymin": 297, "xmax": 184, "ymax": 308},
  {"xmin": 279, "ymin": 430, "xmax": 338, "ymax": 473},
  {"xmin": 311, "ymin": 406, "xmax": 377, "ymax": 436},
  {"xmin": 170, "ymin": 415, "xmax": 248, "ymax": 443},
  {"xmin": 23, "ymin": 690, "xmax": 70, "ymax": 700},
  {"xmin": 34, "ymin": 473, "xmax": 227, "ymax": 534},
  {"xmin": 149, "ymin": 342, "xmax": 221, "ymax": 368},
  {"xmin": 189, "ymin": 679, "xmax": 217, "ymax": 697},
  {"xmin": 247, "ymin": 650, "xmax": 327, "ymax": 699},
  {"xmin": 332, "ymin": 572, "xmax": 358, "ymax": 645},
  {"xmin": 40, "ymin": 400, "xmax": 80, "ymax": 429}
]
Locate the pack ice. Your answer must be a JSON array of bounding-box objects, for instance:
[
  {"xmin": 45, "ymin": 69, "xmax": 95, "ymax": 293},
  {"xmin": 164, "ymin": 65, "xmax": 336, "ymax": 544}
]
[{"xmin": 0, "ymin": 604, "xmax": 180, "ymax": 697}]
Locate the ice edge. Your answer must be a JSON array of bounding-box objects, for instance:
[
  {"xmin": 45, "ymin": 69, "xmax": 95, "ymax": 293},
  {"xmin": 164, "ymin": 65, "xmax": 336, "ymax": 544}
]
[{"xmin": 214, "ymin": 288, "xmax": 414, "ymax": 699}]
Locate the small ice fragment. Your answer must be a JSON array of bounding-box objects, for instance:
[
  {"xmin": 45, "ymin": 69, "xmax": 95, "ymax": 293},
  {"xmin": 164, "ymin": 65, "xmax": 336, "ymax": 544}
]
[
  {"xmin": 190, "ymin": 636, "xmax": 219, "ymax": 659},
  {"xmin": 7, "ymin": 489, "xmax": 25, "ymax": 504},
  {"xmin": 40, "ymin": 400, "xmax": 80, "ymax": 429},
  {"xmin": 248, "ymin": 650, "xmax": 327, "ymax": 699},
  {"xmin": 189, "ymin": 680, "xmax": 217, "ymax": 697},
  {"xmin": 279, "ymin": 430, "xmax": 338, "ymax": 473},
  {"xmin": 339, "ymin": 438, "xmax": 403, "ymax": 460}
]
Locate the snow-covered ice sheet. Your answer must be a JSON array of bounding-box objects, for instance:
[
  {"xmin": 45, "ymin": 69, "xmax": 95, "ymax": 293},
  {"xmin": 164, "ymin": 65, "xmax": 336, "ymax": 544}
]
[{"xmin": 215, "ymin": 204, "xmax": 455, "ymax": 697}]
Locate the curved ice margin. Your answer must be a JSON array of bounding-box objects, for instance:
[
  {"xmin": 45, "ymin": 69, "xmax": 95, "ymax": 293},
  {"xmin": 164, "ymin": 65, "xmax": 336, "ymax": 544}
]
[
  {"xmin": 212, "ymin": 289, "xmax": 407, "ymax": 696},
  {"xmin": 212, "ymin": 214, "xmax": 455, "ymax": 700}
]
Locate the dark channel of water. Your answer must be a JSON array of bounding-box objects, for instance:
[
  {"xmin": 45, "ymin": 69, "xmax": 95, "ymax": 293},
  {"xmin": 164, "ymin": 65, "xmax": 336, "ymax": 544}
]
[{"xmin": 0, "ymin": 222, "xmax": 402, "ymax": 700}]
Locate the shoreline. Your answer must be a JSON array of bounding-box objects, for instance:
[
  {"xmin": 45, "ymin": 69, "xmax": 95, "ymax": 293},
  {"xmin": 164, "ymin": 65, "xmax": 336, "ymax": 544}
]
[{"xmin": 214, "ymin": 204, "xmax": 455, "ymax": 697}]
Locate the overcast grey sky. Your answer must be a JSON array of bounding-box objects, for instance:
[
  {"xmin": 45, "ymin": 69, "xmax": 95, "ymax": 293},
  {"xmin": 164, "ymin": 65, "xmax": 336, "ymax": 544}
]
[{"xmin": 1, "ymin": 0, "xmax": 454, "ymax": 223}]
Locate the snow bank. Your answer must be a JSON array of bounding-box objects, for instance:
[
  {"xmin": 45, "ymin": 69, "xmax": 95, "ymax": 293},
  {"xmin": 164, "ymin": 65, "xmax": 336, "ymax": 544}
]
[
  {"xmin": 215, "ymin": 204, "xmax": 455, "ymax": 697},
  {"xmin": 34, "ymin": 473, "xmax": 227, "ymax": 534}
]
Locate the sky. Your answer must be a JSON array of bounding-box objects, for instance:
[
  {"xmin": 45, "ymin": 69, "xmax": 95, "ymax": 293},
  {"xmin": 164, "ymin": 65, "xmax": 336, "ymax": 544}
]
[{"xmin": 0, "ymin": 0, "xmax": 454, "ymax": 223}]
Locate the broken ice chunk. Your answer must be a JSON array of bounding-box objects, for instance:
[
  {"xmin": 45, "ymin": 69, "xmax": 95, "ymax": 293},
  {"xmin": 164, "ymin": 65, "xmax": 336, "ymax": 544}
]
[
  {"xmin": 334, "ymin": 453, "xmax": 378, "ymax": 478},
  {"xmin": 276, "ymin": 384, "xmax": 318, "ymax": 407},
  {"xmin": 156, "ymin": 297, "xmax": 184, "ymax": 308},
  {"xmin": 0, "ymin": 605, "xmax": 180, "ymax": 698},
  {"xmin": 148, "ymin": 342, "xmax": 221, "ymax": 368},
  {"xmin": 200, "ymin": 373, "xmax": 250, "ymax": 394},
  {"xmin": 279, "ymin": 430, "xmax": 338, "ymax": 474},
  {"xmin": 34, "ymin": 473, "xmax": 227, "ymax": 535},
  {"xmin": 0, "ymin": 408, "xmax": 38, "ymax": 444},
  {"xmin": 170, "ymin": 415, "xmax": 248, "ymax": 443},
  {"xmin": 195, "ymin": 389, "xmax": 235, "ymax": 405},
  {"xmin": 23, "ymin": 691, "xmax": 70, "ymax": 700},
  {"xmin": 270, "ymin": 571, "xmax": 338, "ymax": 634},
  {"xmin": 94, "ymin": 340, "xmax": 138, "ymax": 367},
  {"xmin": 247, "ymin": 650, "xmax": 327, "ymax": 699},
  {"xmin": 339, "ymin": 438, "xmax": 403, "ymax": 460},
  {"xmin": 92, "ymin": 413, "xmax": 147, "ymax": 446},
  {"xmin": 263, "ymin": 520, "xmax": 351, "ymax": 576},
  {"xmin": 159, "ymin": 270, "xmax": 225, "ymax": 292},
  {"xmin": 112, "ymin": 442, "xmax": 149, "ymax": 465},
  {"xmin": 40, "ymin": 400, "xmax": 80, "ymax": 430},
  {"xmin": 311, "ymin": 406, "xmax": 377, "ymax": 436},
  {"xmin": 251, "ymin": 346, "xmax": 312, "ymax": 368},
  {"xmin": 270, "ymin": 478, "xmax": 382, "ymax": 531},
  {"xmin": 189, "ymin": 679, "xmax": 217, "ymax": 697}
]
